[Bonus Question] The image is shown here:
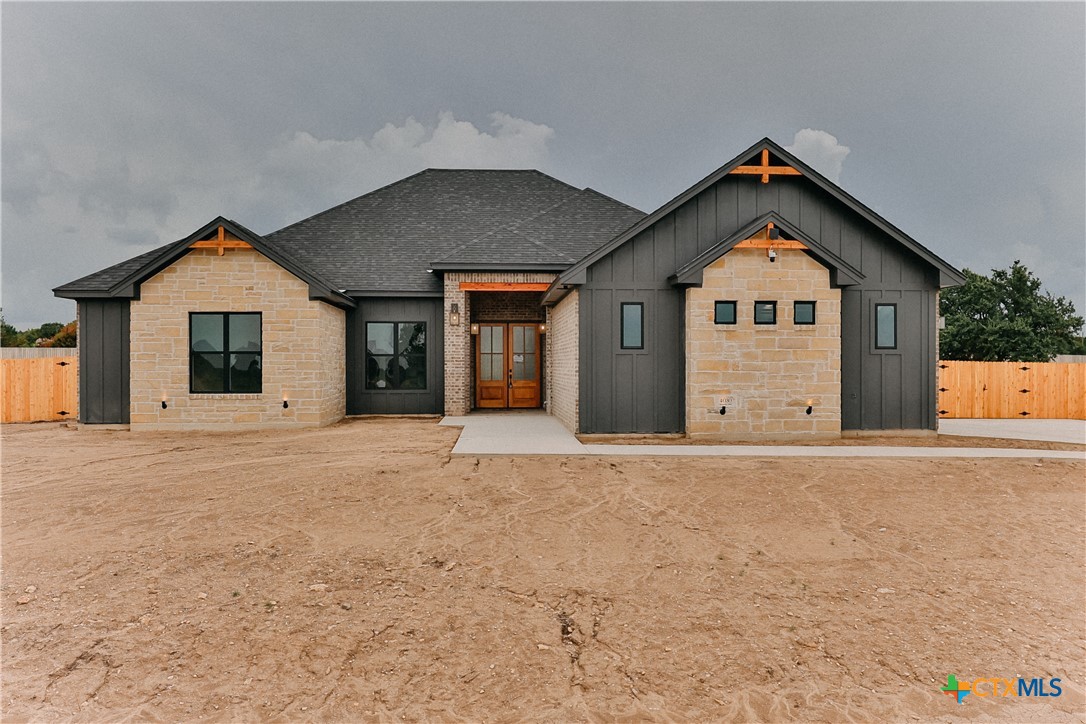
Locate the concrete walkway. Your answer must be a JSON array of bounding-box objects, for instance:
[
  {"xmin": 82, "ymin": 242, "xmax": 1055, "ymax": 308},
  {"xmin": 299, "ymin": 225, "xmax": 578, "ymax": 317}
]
[
  {"xmin": 938, "ymin": 418, "xmax": 1086, "ymax": 445},
  {"xmin": 440, "ymin": 413, "xmax": 1084, "ymax": 459}
]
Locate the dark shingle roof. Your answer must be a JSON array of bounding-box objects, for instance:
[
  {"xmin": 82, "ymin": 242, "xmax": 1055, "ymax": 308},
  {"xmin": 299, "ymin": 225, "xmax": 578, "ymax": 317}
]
[
  {"xmin": 53, "ymin": 169, "xmax": 645, "ymax": 299},
  {"xmin": 263, "ymin": 169, "xmax": 644, "ymax": 292},
  {"xmin": 53, "ymin": 243, "xmax": 176, "ymax": 295}
]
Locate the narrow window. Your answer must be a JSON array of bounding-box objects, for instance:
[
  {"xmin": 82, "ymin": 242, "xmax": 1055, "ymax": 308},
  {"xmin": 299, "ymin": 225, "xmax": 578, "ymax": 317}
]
[
  {"xmin": 366, "ymin": 322, "xmax": 427, "ymax": 390},
  {"xmin": 794, "ymin": 301, "xmax": 816, "ymax": 325},
  {"xmin": 190, "ymin": 312, "xmax": 262, "ymax": 393},
  {"xmin": 714, "ymin": 300, "xmax": 737, "ymax": 325},
  {"xmin": 621, "ymin": 303, "xmax": 643, "ymax": 349},
  {"xmin": 753, "ymin": 301, "xmax": 777, "ymax": 325},
  {"xmin": 875, "ymin": 304, "xmax": 897, "ymax": 349}
]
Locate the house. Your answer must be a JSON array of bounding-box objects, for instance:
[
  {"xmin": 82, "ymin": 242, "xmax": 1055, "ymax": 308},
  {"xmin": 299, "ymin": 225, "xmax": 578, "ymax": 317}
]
[{"xmin": 54, "ymin": 137, "xmax": 964, "ymax": 437}]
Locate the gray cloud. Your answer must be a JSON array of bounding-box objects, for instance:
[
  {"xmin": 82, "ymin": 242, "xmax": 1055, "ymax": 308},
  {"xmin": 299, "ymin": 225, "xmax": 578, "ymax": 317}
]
[{"xmin": 2, "ymin": 2, "xmax": 1083, "ymax": 328}]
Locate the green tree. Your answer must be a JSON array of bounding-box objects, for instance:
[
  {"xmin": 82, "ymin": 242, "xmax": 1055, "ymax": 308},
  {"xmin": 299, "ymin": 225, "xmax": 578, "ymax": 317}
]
[{"xmin": 939, "ymin": 261, "xmax": 1084, "ymax": 362}]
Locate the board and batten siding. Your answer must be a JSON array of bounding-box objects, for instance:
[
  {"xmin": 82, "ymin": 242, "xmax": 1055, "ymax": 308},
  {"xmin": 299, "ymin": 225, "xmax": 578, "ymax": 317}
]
[
  {"xmin": 579, "ymin": 173, "xmax": 940, "ymax": 433},
  {"xmin": 346, "ymin": 297, "xmax": 444, "ymax": 415},
  {"xmin": 77, "ymin": 299, "xmax": 130, "ymax": 424}
]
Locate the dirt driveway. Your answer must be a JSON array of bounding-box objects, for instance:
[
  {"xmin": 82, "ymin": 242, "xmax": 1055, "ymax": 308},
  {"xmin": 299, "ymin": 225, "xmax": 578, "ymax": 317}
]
[{"xmin": 2, "ymin": 419, "xmax": 1083, "ymax": 721}]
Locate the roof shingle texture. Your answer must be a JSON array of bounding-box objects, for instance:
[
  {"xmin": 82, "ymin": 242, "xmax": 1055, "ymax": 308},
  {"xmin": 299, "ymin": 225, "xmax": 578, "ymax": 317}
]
[{"xmin": 263, "ymin": 169, "xmax": 644, "ymax": 293}]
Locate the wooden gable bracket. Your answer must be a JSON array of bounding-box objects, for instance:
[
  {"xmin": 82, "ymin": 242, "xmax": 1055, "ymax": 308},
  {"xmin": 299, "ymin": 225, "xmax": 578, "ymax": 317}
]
[
  {"xmin": 190, "ymin": 225, "xmax": 253, "ymax": 255},
  {"xmin": 729, "ymin": 148, "xmax": 802, "ymax": 184},
  {"xmin": 734, "ymin": 222, "xmax": 808, "ymax": 250}
]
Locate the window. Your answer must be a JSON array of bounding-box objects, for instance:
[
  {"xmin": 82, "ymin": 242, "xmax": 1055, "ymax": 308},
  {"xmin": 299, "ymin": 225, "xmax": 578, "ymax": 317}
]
[
  {"xmin": 794, "ymin": 301, "xmax": 816, "ymax": 325},
  {"xmin": 875, "ymin": 304, "xmax": 897, "ymax": 349},
  {"xmin": 754, "ymin": 301, "xmax": 777, "ymax": 325},
  {"xmin": 190, "ymin": 313, "xmax": 262, "ymax": 393},
  {"xmin": 366, "ymin": 322, "xmax": 426, "ymax": 390},
  {"xmin": 621, "ymin": 303, "xmax": 643, "ymax": 349},
  {"xmin": 714, "ymin": 300, "xmax": 737, "ymax": 325}
]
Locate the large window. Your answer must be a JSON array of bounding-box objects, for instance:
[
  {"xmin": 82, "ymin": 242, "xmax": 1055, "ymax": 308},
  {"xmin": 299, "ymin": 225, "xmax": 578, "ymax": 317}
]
[
  {"xmin": 875, "ymin": 304, "xmax": 897, "ymax": 349},
  {"xmin": 621, "ymin": 303, "xmax": 643, "ymax": 349},
  {"xmin": 190, "ymin": 313, "xmax": 262, "ymax": 393},
  {"xmin": 366, "ymin": 322, "xmax": 426, "ymax": 390}
]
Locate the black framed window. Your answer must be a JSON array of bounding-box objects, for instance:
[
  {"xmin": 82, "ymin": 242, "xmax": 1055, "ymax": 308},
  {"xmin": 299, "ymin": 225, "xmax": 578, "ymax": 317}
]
[
  {"xmin": 190, "ymin": 312, "xmax": 262, "ymax": 393},
  {"xmin": 620, "ymin": 303, "xmax": 643, "ymax": 349},
  {"xmin": 794, "ymin": 301, "xmax": 816, "ymax": 325},
  {"xmin": 366, "ymin": 322, "xmax": 426, "ymax": 390},
  {"xmin": 875, "ymin": 304, "xmax": 897, "ymax": 349},
  {"xmin": 754, "ymin": 301, "xmax": 777, "ymax": 325},
  {"xmin": 714, "ymin": 300, "xmax": 737, "ymax": 325}
]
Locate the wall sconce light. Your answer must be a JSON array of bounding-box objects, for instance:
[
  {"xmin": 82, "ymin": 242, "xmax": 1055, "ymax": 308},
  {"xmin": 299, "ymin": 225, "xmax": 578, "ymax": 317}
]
[
  {"xmin": 161, "ymin": 399, "xmax": 168, "ymax": 409},
  {"xmin": 719, "ymin": 405, "xmax": 727, "ymax": 416},
  {"xmin": 449, "ymin": 303, "xmax": 461, "ymax": 326},
  {"xmin": 283, "ymin": 399, "xmax": 290, "ymax": 409},
  {"xmin": 806, "ymin": 399, "xmax": 814, "ymax": 415},
  {"xmin": 539, "ymin": 323, "xmax": 547, "ymax": 333},
  {"xmin": 470, "ymin": 323, "xmax": 480, "ymax": 335}
]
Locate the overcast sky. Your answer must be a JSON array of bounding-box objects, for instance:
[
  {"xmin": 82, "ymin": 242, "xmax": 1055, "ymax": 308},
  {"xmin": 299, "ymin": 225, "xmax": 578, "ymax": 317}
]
[{"xmin": 2, "ymin": 2, "xmax": 1083, "ymax": 329}]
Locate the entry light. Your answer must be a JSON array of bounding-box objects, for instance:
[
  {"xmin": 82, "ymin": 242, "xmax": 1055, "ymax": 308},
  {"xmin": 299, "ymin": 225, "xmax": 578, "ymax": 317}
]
[
  {"xmin": 449, "ymin": 303, "xmax": 461, "ymax": 326},
  {"xmin": 539, "ymin": 323, "xmax": 546, "ymax": 333},
  {"xmin": 470, "ymin": 323, "xmax": 480, "ymax": 335}
]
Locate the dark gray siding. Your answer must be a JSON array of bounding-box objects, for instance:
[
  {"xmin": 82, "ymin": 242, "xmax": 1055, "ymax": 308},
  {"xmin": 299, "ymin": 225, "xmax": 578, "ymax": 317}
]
[
  {"xmin": 579, "ymin": 228, "xmax": 686, "ymax": 433},
  {"xmin": 78, "ymin": 299, "xmax": 130, "ymax": 424},
  {"xmin": 580, "ymin": 174, "xmax": 940, "ymax": 433},
  {"xmin": 346, "ymin": 298, "xmax": 444, "ymax": 415}
]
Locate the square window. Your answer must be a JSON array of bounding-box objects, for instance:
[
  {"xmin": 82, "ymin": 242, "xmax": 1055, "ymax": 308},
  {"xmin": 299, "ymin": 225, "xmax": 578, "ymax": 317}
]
[
  {"xmin": 875, "ymin": 304, "xmax": 897, "ymax": 349},
  {"xmin": 794, "ymin": 301, "xmax": 816, "ymax": 325},
  {"xmin": 754, "ymin": 301, "xmax": 777, "ymax": 325},
  {"xmin": 366, "ymin": 322, "xmax": 427, "ymax": 390},
  {"xmin": 190, "ymin": 313, "xmax": 261, "ymax": 393},
  {"xmin": 621, "ymin": 303, "xmax": 643, "ymax": 349},
  {"xmin": 714, "ymin": 301, "xmax": 737, "ymax": 325}
]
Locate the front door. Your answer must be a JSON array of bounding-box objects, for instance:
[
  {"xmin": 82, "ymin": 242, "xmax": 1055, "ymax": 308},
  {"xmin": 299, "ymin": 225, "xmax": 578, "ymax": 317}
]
[{"xmin": 475, "ymin": 323, "xmax": 541, "ymax": 408}]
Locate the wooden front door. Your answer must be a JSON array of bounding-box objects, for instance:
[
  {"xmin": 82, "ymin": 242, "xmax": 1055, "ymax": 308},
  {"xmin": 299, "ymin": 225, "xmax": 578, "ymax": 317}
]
[{"xmin": 475, "ymin": 323, "xmax": 541, "ymax": 408}]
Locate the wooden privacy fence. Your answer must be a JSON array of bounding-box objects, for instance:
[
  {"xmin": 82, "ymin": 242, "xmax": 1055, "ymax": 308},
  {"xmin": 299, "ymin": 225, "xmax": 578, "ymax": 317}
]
[
  {"xmin": 938, "ymin": 360, "xmax": 1086, "ymax": 419},
  {"xmin": 0, "ymin": 356, "xmax": 78, "ymax": 423}
]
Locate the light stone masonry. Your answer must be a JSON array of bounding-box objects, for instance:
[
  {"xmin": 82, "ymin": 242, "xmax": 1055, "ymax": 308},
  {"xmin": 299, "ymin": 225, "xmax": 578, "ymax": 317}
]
[
  {"xmin": 685, "ymin": 247, "xmax": 841, "ymax": 439},
  {"xmin": 129, "ymin": 248, "xmax": 345, "ymax": 430}
]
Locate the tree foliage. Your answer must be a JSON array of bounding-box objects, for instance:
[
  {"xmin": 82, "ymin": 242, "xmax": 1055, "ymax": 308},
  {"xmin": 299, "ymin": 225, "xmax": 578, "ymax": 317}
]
[
  {"xmin": 939, "ymin": 261, "xmax": 1084, "ymax": 362},
  {"xmin": 0, "ymin": 311, "xmax": 78, "ymax": 348}
]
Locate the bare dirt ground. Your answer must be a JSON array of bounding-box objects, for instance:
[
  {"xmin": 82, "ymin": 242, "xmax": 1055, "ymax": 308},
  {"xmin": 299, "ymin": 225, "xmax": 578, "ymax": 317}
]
[{"xmin": 2, "ymin": 419, "xmax": 1083, "ymax": 722}]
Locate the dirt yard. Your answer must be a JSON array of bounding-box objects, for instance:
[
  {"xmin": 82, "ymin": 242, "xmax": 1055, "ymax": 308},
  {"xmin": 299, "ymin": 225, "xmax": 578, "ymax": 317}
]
[{"xmin": 2, "ymin": 419, "xmax": 1083, "ymax": 722}]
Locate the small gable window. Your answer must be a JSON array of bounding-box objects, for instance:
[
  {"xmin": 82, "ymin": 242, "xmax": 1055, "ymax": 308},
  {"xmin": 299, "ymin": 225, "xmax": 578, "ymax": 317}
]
[
  {"xmin": 714, "ymin": 301, "xmax": 737, "ymax": 325},
  {"xmin": 190, "ymin": 313, "xmax": 262, "ymax": 393},
  {"xmin": 875, "ymin": 304, "xmax": 897, "ymax": 349},
  {"xmin": 621, "ymin": 303, "xmax": 643, "ymax": 349},
  {"xmin": 754, "ymin": 301, "xmax": 777, "ymax": 325},
  {"xmin": 366, "ymin": 322, "xmax": 427, "ymax": 390},
  {"xmin": 794, "ymin": 301, "xmax": 816, "ymax": 325}
]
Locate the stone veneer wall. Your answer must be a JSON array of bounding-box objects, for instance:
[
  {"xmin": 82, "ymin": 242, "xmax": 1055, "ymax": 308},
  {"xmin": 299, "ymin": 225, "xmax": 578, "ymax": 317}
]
[
  {"xmin": 686, "ymin": 247, "xmax": 841, "ymax": 439},
  {"xmin": 443, "ymin": 272, "xmax": 555, "ymax": 416},
  {"xmin": 545, "ymin": 290, "xmax": 579, "ymax": 432},
  {"xmin": 130, "ymin": 248, "xmax": 345, "ymax": 430}
]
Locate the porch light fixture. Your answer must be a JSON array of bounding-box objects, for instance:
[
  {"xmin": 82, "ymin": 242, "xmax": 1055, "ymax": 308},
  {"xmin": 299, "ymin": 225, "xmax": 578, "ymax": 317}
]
[
  {"xmin": 161, "ymin": 399, "xmax": 168, "ymax": 410},
  {"xmin": 283, "ymin": 399, "xmax": 290, "ymax": 409},
  {"xmin": 539, "ymin": 323, "xmax": 546, "ymax": 333},
  {"xmin": 806, "ymin": 399, "xmax": 814, "ymax": 415},
  {"xmin": 449, "ymin": 303, "xmax": 461, "ymax": 326},
  {"xmin": 470, "ymin": 323, "xmax": 480, "ymax": 335}
]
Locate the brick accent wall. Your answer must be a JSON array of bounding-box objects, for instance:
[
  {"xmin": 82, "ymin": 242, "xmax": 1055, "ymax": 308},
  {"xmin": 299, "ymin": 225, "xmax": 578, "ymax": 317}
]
[
  {"xmin": 685, "ymin": 248, "xmax": 841, "ymax": 439},
  {"xmin": 545, "ymin": 290, "xmax": 579, "ymax": 432},
  {"xmin": 442, "ymin": 272, "xmax": 555, "ymax": 415},
  {"xmin": 471, "ymin": 291, "xmax": 545, "ymax": 322},
  {"xmin": 129, "ymin": 248, "xmax": 346, "ymax": 430}
]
